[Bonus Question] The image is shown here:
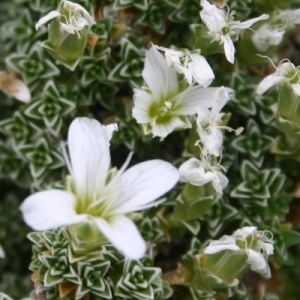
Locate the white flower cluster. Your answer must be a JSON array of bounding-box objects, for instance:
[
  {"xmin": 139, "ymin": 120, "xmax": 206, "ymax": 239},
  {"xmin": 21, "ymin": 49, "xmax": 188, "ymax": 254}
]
[{"xmin": 132, "ymin": 44, "xmax": 237, "ymax": 195}]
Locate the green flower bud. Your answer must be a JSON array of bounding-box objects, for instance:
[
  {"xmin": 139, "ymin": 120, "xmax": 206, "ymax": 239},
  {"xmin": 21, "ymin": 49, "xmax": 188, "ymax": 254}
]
[{"xmin": 35, "ymin": 0, "xmax": 95, "ymax": 70}]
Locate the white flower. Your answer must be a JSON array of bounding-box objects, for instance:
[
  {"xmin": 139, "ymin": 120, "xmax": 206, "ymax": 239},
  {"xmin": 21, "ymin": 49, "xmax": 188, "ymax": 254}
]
[
  {"xmin": 256, "ymin": 60, "xmax": 300, "ymax": 96},
  {"xmin": 277, "ymin": 9, "xmax": 300, "ymax": 27},
  {"xmin": 252, "ymin": 9, "xmax": 300, "ymax": 52},
  {"xmin": 35, "ymin": 0, "xmax": 95, "ymax": 35},
  {"xmin": 196, "ymin": 87, "xmax": 233, "ymax": 157},
  {"xmin": 132, "ymin": 45, "xmax": 225, "ymax": 138},
  {"xmin": 204, "ymin": 226, "xmax": 274, "ymax": 278},
  {"xmin": 200, "ymin": 0, "xmax": 269, "ymax": 63},
  {"xmin": 252, "ymin": 24, "xmax": 285, "ymax": 52},
  {"xmin": 0, "ymin": 71, "xmax": 31, "ymax": 103},
  {"xmin": 178, "ymin": 156, "xmax": 228, "ymax": 194},
  {"xmin": 155, "ymin": 46, "xmax": 215, "ymax": 87},
  {"xmin": 20, "ymin": 117, "xmax": 179, "ymax": 260}
]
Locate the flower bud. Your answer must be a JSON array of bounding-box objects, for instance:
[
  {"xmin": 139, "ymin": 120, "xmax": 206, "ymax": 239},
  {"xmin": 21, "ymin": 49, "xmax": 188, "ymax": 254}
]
[{"xmin": 35, "ymin": 0, "xmax": 95, "ymax": 70}]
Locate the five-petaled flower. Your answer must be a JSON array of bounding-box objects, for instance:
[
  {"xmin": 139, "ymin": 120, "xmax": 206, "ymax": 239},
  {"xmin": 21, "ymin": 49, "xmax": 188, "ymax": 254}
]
[
  {"xmin": 20, "ymin": 117, "xmax": 179, "ymax": 260},
  {"xmin": 200, "ymin": 0, "xmax": 269, "ymax": 63},
  {"xmin": 132, "ymin": 45, "xmax": 223, "ymax": 138}
]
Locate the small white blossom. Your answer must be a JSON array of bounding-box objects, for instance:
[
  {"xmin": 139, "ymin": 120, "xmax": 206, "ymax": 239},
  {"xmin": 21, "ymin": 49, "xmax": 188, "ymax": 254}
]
[
  {"xmin": 178, "ymin": 155, "xmax": 228, "ymax": 194},
  {"xmin": 196, "ymin": 87, "xmax": 233, "ymax": 157},
  {"xmin": 155, "ymin": 46, "xmax": 215, "ymax": 87},
  {"xmin": 256, "ymin": 60, "xmax": 300, "ymax": 96},
  {"xmin": 35, "ymin": 0, "xmax": 95, "ymax": 35},
  {"xmin": 252, "ymin": 9, "xmax": 300, "ymax": 53},
  {"xmin": 20, "ymin": 117, "xmax": 179, "ymax": 260},
  {"xmin": 252, "ymin": 24, "xmax": 285, "ymax": 52},
  {"xmin": 132, "ymin": 45, "xmax": 225, "ymax": 138},
  {"xmin": 204, "ymin": 226, "xmax": 274, "ymax": 278},
  {"xmin": 200, "ymin": 0, "xmax": 269, "ymax": 63},
  {"xmin": 0, "ymin": 71, "xmax": 31, "ymax": 103}
]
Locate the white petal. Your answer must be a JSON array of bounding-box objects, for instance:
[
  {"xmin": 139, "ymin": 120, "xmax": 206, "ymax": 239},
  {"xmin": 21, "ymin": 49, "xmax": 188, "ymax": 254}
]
[
  {"xmin": 204, "ymin": 236, "xmax": 240, "ymax": 254},
  {"xmin": 35, "ymin": 11, "xmax": 61, "ymax": 30},
  {"xmin": 20, "ymin": 190, "xmax": 86, "ymax": 231},
  {"xmin": 211, "ymin": 86, "xmax": 230, "ymax": 115},
  {"xmin": 261, "ymin": 242, "xmax": 274, "ymax": 255},
  {"xmin": 68, "ymin": 117, "xmax": 111, "ymax": 198},
  {"xmin": 247, "ymin": 249, "xmax": 267, "ymax": 272},
  {"xmin": 213, "ymin": 172, "xmax": 229, "ymax": 194},
  {"xmin": 174, "ymin": 86, "xmax": 219, "ymax": 115},
  {"xmin": 188, "ymin": 54, "xmax": 215, "ymax": 87},
  {"xmin": 233, "ymin": 226, "xmax": 257, "ymax": 239},
  {"xmin": 132, "ymin": 89, "xmax": 154, "ymax": 123},
  {"xmin": 200, "ymin": 127, "xmax": 223, "ymax": 157},
  {"xmin": 179, "ymin": 158, "xmax": 202, "ymax": 182},
  {"xmin": 223, "ymin": 34, "xmax": 235, "ymax": 64},
  {"xmin": 256, "ymin": 75, "xmax": 285, "ymax": 95},
  {"xmin": 200, "ymin": 2, "xmax": 227, "ymax": 33},
  {"xmin": 115, "ymin": 160, "xmax": 179, "ymax": 214},
  {"xmin": 94, "ymin": 216, "xmax": 146, "ymax": 259},
  {"xmin": 152, "ymin": 116, "xmax": 189, "ymax": 137},
  {"xmin": 143, "ymin": 46, "xmax": 178, "ymax": 101},
  {"xmin": 103, "ymin": 123, "xmax": 118, "ymax": 141},
  {"xmin": 235, "ymin": 14, "xmax": 269, "ymax": 29}
]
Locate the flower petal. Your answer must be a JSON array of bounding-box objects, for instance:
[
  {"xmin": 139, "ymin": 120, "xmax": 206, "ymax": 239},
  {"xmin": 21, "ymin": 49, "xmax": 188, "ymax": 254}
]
[
  {"xmin": 143, "ymin": 46, "xmax": 178, "ymax": 100},
  {"xmin": 204, "ymin": 236, "xmax": 240, "ymax": 254},
  {"xmin": 20, "ymin": 190, "xmax": 86, "ymax": 231},
  {"xmin": 188, "ymin": 53, "xmax": 215, "ymax": 87},
  {"xmin": 200, "ymin": 0, "xmax": 227, "ymax": 33},
  {"xmin": 199, "ymin": 126, "xmax": 223, "ymax": 157},
  {"xmin": 237, "ymin": 14, "xmax": 269, "ymax": 29},
  {"xmin": 213, "ymin": 172, "xmax": 229, "ymax": 194},
  {"xmin": 247, "ymin": 249, "xmax": 268, "ymax": 274},
  {"xmin": 174, "ymin": 86, "xmax": 219, "ymax": 115},
  {"xmin": 132, "ymin": 89, "xmax": 155, "ymax": 123},
  {"xmin": 35, "ymin": 10, "xmax": 61, "ymax": 30},
  {"xmin": 152, "ymin": 116, "xmax": 190, "ymax": 138},
  {"xmin": 223, "ymin": 34, "xmax": 235, "ymax": 64},
  {"xmin": 115, "ymin": 160, "xmax": 179, "ymax": 214},
  {"xmin": 94, "ymin": 216, "xmax": 146, "ymax": 259},
  {"xmin": 68, "ymin": 117, "xmax": 112, "ymax": 198},
  {"xmin": 256, "ymin": 75, "xmax": 285, "ymax": 95}
]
